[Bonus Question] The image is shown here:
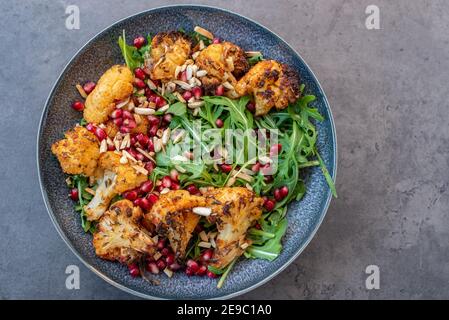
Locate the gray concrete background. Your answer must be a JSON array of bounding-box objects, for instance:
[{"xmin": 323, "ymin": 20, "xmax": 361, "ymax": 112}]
[{"xmin": 0, "ymin": 0, "xmax": 448, "ymax": 299}]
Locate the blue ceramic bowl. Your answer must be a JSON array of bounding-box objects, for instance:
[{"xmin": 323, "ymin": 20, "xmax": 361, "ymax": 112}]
[{"xmin": 37, "ymin": 5, "xmax": 337, "ymax": 299}]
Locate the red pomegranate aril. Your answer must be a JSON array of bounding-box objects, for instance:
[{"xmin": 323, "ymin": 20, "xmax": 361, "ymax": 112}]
[
  {"xmin": 122, "ymin": 110, "xmax": 134, "ymax": 120},
  {"xmin": 280, "ymin": 186, "xmax": 289, "ymax": 198},
  {"xmin": 69, "ymin": 188, "xmax": 79, "ymax": 201},
  {"xmin": 274, "ymin": 188, "xmax": 283, "ymax": 201},
  {"xmin": 171, "ymin": 182, "xmax": 180, "ymax": 190},
  {"xmin": 120, "ymin": 126, "xmax": 131, "ymax": 134},
  {"xmin": 140, "ymin": 180, "xmax": 153, "ymax": 194},
  {"xmin": 107, "ymin": 144, "xmax": 115, "ymax": 151},
  {"xmin": 133, "ymin": 198, "xmax": 143, "ymax": 207},
  {"xmin": 185, "ymin": 267, "xmax": 195, "ymax": 276},
  {"xmin": 170, "ymin": 169, "xmax": 179, "ymax": 182},
  {"xmin": 86, "ymin": 123, "xmax": 95, "ymax": 132},
  {"xmin": 134, "ymin": 68, "xmax": 146, "ymax": 80},
  {"xmin": 270, "ymin": 144, "xmax": 282, "ymax": 155},
  {"xmin": 186, "ymin": 184, "xmax": 199, "ymax": 195},
  {"xmin": 162, "ymin": 113, "xmax": 172, "ymax": 124},
  {"xmin": 156, "ymin": 259, "xmax": 166, "ymax": 270},
  {"xmin": 136, "ymin": 133, "xmax": 149, "ymax": 146},
  {"xmin": 207, "ymin": 270, "xmax": 218, "ymax": 279},
  {"xmin": 147, "ymin": 193, "xmax": 159, "ymax": 204},
  {"xmin": 169, "ymin": 262, "xmax": 182, "ymax": 271},
  {"xmin": 165, "ymin": 254, "xmax": 175, "ymax": 265},
  {"xmin": 144, "ymin": 162, "xmax": 155, "ymax": 173},
  {"xmin": 124, "ymin": 190, "xmax": 138, "ymax": 201},
  {"xmin": 113, "ymin": 117, "xmax": 123, "ymax": 126},
  {"xmin": 128, "ymin": 263, "xmax": 140, "ymax": 277},
  {"xmin": 186, "ymin": 259, "xmax": 199, "ymax": 273},
  {"xmin": 215, "ymin": 85, "xmax": 224, "ymax": 96},
  {"xmin": 161, "ymin": 247, "xmax": 170, "ymax": 256},
  {"xmin": 133, "ymin": 36, "xmax": 145, "ymax": 49},
  {"xmin": 140, "ymin": 198, "xmax": 152, "ymax": 210},
  {"xmin": 161, "ymin": 176, "xmax": 172, "ymax": 188},
  {"xmin": 157, "ymin": 238, "xmax": 166, "ymax": 250},
  {"xmin": 126, "ymin": 148, "xmax": 138, "ymax": 159},
  {"xmin": 246, "ymin": 101, "xmax": 256, "ymax": 113},
  {"xmin": 196, "ymin": 265, "xmax": 207, "ymax": 276},
  {"xmin": 192, "ymin": 86, "xmax": 202, "ymax": 99},
  {"xmin": 215, "ymin": 118, "xmax": 224, "ymax": 128},
  {"xmin": 147, "ymin": 115, "xmax": 160, "ymax": 126},
  {"xmin": 155, "ymin": 96, "xmax": 167, "ymax": 108},
  {"xmin": 83, "ymin": 82, "xmax": 96, "ymax": 94},
  {"xmin": 148, "ymin": 124, "xmax": 158, "ymax": 137},
  {"xmin": 180, "ymin": 70, "xmax": 188, "ymax": 82},
  {"xmin": 263, "ymin": 199, "xmax": 276, "ymax": 211},
  {"xmin": 71, "ymin": 101, "xmax": 84, "ymax": 111},
  {"xmin": 251, "ymin": 162, "xmax": 261, "ymax": 173},
  {"xmin": 94, "ymin": 127, "xmax": 107, "ymax": 141},
  {"xmin": 134, "ymin": 78, "xmax": 146, "ymax": 89},
  {"xmin": 264, "ymin": 175, "xmax": 274, "ymax": 183},
  {"xmin": 110, "ymin": 108, "xmax": 123, "ymax": 119},
  {"xmin": 147, "ymin": 262, "xmax": 160, "ymax": 274},
  {"xmin": 201, "ymin": 249, "xmax": 213, "ymax": 262},
  {"xmin": 220, "ymin": 164, "xmax": 232, "ymax": 173},
  {"xmin": 212, "ymin": 37, "xmax": 221, "ymax": 44},
  {"xmin": 182, "ymin": 90, "xmax": 192, "ymax": 101},
  {"xmin": 135, "ymin": 153, "xmax": 144, "ymax": 161}
]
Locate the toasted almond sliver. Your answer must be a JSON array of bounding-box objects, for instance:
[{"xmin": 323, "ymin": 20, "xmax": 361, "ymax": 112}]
[
  {"xmin": 162, "ymin": 128, "xmax": 171, "ymax": 145},
  {"xmin": 240, "ymin": 242, "xmax": 250, "ymax": 250},
  {"xmin": 196, "ymin": 70, "xmax": 208, "ymax": 77},
  {"xmin": 173, "ymin": 92, "xmax": 186, "ymax": 103},
  {"xmin": 84, "ymin": 187, "xmax": 96, "ymax": 196},
  {"xmin": 158, "ymin": 104, "xmax": 170, "ymax": 113},
  {"xmin": 208, "ymin": 232, "xmax": 218, "ymax": 239},
  {"xmin": 188, "ymin": 101, "xmax": 205, "ymax": 109},
  {"xmin": 153, "ymin": 251, "xmax": 162, "ymax": 261},
  {"xmin": 99, "ymin": 139, "xmax": 108, "ymax": 153},
  {"xmin": 119, "ymin": 155, "xmax": 128, "ymax": 164},
  {"xmin": 76, "ymin": 84, "xmax": 87, "ymax": 98},
  {"xmin": 134, "ymin": 107, "xmax": 156, "ymax": 115},
  {"xmin": 173, "ymin": 80, "xmax": 192, "ymax": 90},
  {"xmin": 186, "ymin": 65, "xmax": 193, "ymax": 81},
  {"xmin": 259, "ymin": 155, "xmax": 272, "ymax": 165},
  {"xmin": 136, "ymin": 147, "xmax": 156, "ymax": 163},
  {"xmin": 116, "ymin": 97, "xmax": 130, "ymax": 109},
  {"xmin": 174, "ymin": 66, "xmax": 182, "ymax": 79},
  {"xmin": 174, "ymin": 165, "xmax": 187, "ymax": 173},
  {"xmin": 160, "ymin": 187, "xmax": 170, "ymax": 195},
  {"xmin": 192, "ymin": 51, "xmax": 200, "ymax": 60},
  {"xmin": 210, "ymin": 238, "xmax": 216, "ymax": 248},
  {"xmin": 245, "ymin": 51, "xmax": 262, "ymax": 57},
  {"xmin": 245, "ymin": 183, "xmax": 253, "ymax": 191},
  {"xmin": 164, "ymin": 268, "xmax": 174, "ymax": 278},
  {"xmin": 199, "ymin": 231, "xmax": 209, "ymax": 242},
  {"xmin": 132, "ymin": 165, "xmax": 148, "ymax": 176},
  {"xmin": 192, "ymin": 207, "xmax": 212, "ymax": 216},
  {"xmin": 226, "ymin": 177, "xmax": 236, "ymax": 187},
  {"xmin": 194, "ymin": 26, "xmax": 214, "ymax": 39},
  {"xmin": 153, "ymin": 138, "xmax": 162, "ymax": 153},
  {"xmin": 122, "ymin": 150, "xmax": 137, "ymax": 163},
  {"xmin": 152, "ymin": 235, "xmax": 159, "ymax": 243},
  {"xmin": 222, "ymin": 81, "xmax": 234, "ymax": 90},
  {"xmin": 198, "ymin": 241, "xmax": 212, "ymax": 248}
]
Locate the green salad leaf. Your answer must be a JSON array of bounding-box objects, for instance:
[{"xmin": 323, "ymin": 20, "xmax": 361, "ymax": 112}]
[
  {"xmin": 118, "ymin": 30, "xmax": 144, "ymax": 70},
  {"xmin": 246, "ymin": 218, "xmax": 288, "ymax": 261}
]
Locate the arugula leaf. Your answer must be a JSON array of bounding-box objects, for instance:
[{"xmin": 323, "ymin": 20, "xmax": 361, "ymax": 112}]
[
  {"xmin": 118, "ymin": 30, "xmax": 143, "ymax": 70},
  {"xmin": 207, "ymin": 265, "xmax": 225, "ymax": 275},
  {"xmin": 246, "ymin": 218, "xmax": 288, "ymax": 261},
  {"xmin": 166, "ymin": 102, "xmax": 187, "ymax": 116},
  {"xmin": 316, "ymin": 151, "xmax": 337, "ymax": 198},
  {"xmin": 72, "ymin": 175, "xmax": 96, "ymax": 233},
  {"xmin": 79, "ymin": 118, "xmax": 87, "ymax": 126},
  {"xmin": 247, "ymin": 52, "xmax": 264, "ymax": 65}
]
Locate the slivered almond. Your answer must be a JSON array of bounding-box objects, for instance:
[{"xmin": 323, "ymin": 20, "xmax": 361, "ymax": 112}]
[
  {"xmin": 134, "ymin": 113, "xmax": 142, "ymax": 125},
  {"xmin": 222, "ymin": 81, "xmax": 234, "ymax": 90},
  {"xmin": 134, "ymin": 107, "xmax": 156, "ymax": 115},
  {"xmin": 174, "ymin": 65, "xmax": 182, "ymax": 79},
  {"xmin": 172, "ymin": 155, "xmax": 188, "ymax": 162},
  {"xmin": 119, "ymin": 154, "xmax": 128, "ymax": 164},
  {"xmin": 160, "ymin": 188, "xmax": 170, "ymax": 195},
  {"xmin": 116, "ymin": 97, "xmax": 130, "ymax": 109},
  {"xmin": 198, "ymin": 241, "xmax": 212, "ymax": 248},
  {"xmin": 199, "ymin": 40, "xmax": 205, "ymax": 50},
  {"xmin": 245, "ymin": 51, "xmax": 262, "ymax": 57},
  {"xmin": 186, "ymin": 65, "xmax": 193, "ymax": 80},
  {"xmin": 225, "ymin": 57, "xmax": 234, "ymax": 70},
  {"xmin": 180, "ymin": 64, "xmax": 187, "ymax": 72},
  {"xmin": 240, "ymin": 242, "xmax": 250, "ymax": 250},
  {"xmin": 164, "ymin": 268, "xmax": 173, "ymax": 278},
  {"xmin": 192, "ymin": 51, "xmax": 200, "ymax": 60},
  {"xmin": 99, "ymin": 139, "xmax": 107, "ymax": 153},
  {"xmin": 76, "ymin": 84, "xmax": 87, "ymax": 98},
  {"xmin": 245, "ymin": 183, "xmax": 253, "ymax": 191},
  {"xmin": 136, "ymin": 147, "xmax": 156, "ymax": 163},
  {"xmin": 153, "ymin": 251, "xmax": 162, "ymax": 261},
  {"xmin": 162, "ymin": 128, "xmax": 171, "ymax": 145},
  {"xmin": 210, "ymin": 238, "xmax": 216, "ymax": 248},
  {"xmin": 240, "ymin": 167, "xmax": 255, "ymax": 176},
  {"xmin": 188, "ymin": 101, "xmax": 205, "ymax": 108},
  {"xmin": 158, "ymin": 104, "xmax": 169, "ymax": 113},
  {"xmin": 122, "ymin": 150, "xmax": 137, "ymax": 162},
  {"xmin": 153, "ymin": 138, "xmax": 162, "ymax": 153},
  {"xmin": 196, "ymin": 70, "xmax": 207, "ymax": 77},
  {"xmin": 199, "ymin": 231, "xmax": 209, "ymax": 242},
  {"xmin": 194, "ymin": 26, "xmax": 214, "ymax": 39},
  {"xmin": 146, "ymin": 79, "xmax": 157, "ymax": 90},
  {"xmin": 84, "ymin": 187, "xmax": 96, "ymax": 196},
  {"xmin": 173, "ymin": 91, "xmax": 186, "ymax": 103},
  {"xmin": 226, "ymin": 177, "xmax": 236, "ymax": 187},
  {"xmin": 132, "ymin": 165, "xmax": 148, "ymax": 176},
  {"xmin": 174, "ymin": 165, "xmax": 186, "ymax": 173},
  {"xmin": 192, "ymin": 207, "xmax": 212, "ymax": 216},
  {"xmin": 173, "ymin": 80, "xmax": 192, "ymax": 90},
  {"xmin": 259, "ymin": 156, "xmax": 272, "ymax": 165}
]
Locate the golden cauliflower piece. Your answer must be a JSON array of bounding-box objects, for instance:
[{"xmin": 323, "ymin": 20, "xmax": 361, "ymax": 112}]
[
  {"xmin": 84, "ymin": 65, "xmax": 134, "ymax": 124},
  {"xmin": 235, "ymin": 60, "xmax": 300, "ymax": 116},
  {"xmin": 93, "ymin": 200, "xmax": 155, "ymax": 263},
  {"xmin": 149, "ymin": 32, "xmax": 191, "ymax": 81},
  {"xmin": 145, "ymin": 190, "xmax": 206, "ymax": 258},
  {"xmin": 196, "ymin": 42, "xmax": 249, "ymax": 96},
  {"xmin": 85, "ymin": 152, "xmax": 148, "ymax": 221},
  {"xmin": 203, "ymin": 187, "xmax": 264, "ymax": 269},
  {"xmin": 51, "ymin": 126, "xmax": 100, "ymax": 177}
]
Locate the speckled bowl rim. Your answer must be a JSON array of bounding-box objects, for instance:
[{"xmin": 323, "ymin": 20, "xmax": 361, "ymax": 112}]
[{"xmin": 37, "ymin": 4, "xmax": 337, "ymax": 300}]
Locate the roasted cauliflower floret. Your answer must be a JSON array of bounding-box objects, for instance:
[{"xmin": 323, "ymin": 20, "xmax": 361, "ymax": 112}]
[
  {"xmin": 145, "ymin": 190, "xmax": 206, "ymax": 258},
  {"xmin": 203, "ymin": 187, "xmax": 264, "ymax": 269},
  {"xmin": 93, "ymin": 199, "xmax": 155, "ymax": 263},
  {"xmin": 196, "ymin": 42, "xmax": 249, "ymax": 96},
  {"xmin": 84, "ymin": 65, "xmax": 134, "ymax": 124},
  {"xmin": 51, "ymin": 126, "xmax": 100, "ymax": 177},
  {"xmin": 235, "ymin": 60, "xmax": 300, "ymax": 116},
  {"xmin": 85, "ymin": 152, "xmax": 147, "ymax": 221},
  {"xmin": 148, "ymin": 32, "xmax": 191, "ymax": 81}
]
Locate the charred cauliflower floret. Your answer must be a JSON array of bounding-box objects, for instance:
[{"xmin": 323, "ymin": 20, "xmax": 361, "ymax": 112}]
[
  {"xmin": 203, "ymin": 187, "xmax": 264, "ymax": 269},
  {"xmin": 84, "ymin": 65, "xmax": 134, "ymax": 124},
  {"xmin": 145, "ymin": 190, "xmax": 206, "ymax": 258},
  {"xmin": 235, "ymin": 60, "xmax": 300, "ymax": 116},
  {"xmin": 148, "ymin": 32, "xmax": 191, "ymax": 81},
  {"xmin": 85, "ymin": 152, "xmax": 147, "ymax": 221},
  {"xmin": 93, "ymin": 199, "xmax": 155, "ymax": 263},
  {"xmin": 196, "ymin": 42, "xmax": 249, "ymax": 96},
  {"xmin": 51, "ymin": 126, "xmax": 100, "ymax": 177}
]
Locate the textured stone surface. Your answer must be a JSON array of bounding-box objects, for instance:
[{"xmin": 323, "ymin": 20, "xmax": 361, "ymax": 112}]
[{"xmin": 1, "ymin": 0, "xmax": 449, "ymax": 299}]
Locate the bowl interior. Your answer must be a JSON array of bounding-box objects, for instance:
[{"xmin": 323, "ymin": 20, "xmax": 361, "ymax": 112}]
[{"xmin": 38, "ymin": 5, "xmax": 336, "ymax": 299}]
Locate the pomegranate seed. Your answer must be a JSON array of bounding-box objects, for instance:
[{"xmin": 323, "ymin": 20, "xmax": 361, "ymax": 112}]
[
  {"xmin": 186, "ymin": 260, "xmax": 199, "ymax": 273},
  {"xmin": 83, "ymin": 82, "xmax": 96, "ymax": 94},
  {"xmin": 126, "ymin": 148, "xmax": 138, "ymax": 158},
  {"xmin": 155, "ymin": 96, "xmax": 167, "ymax": 108},
  {"xmin": 207, "ymin": 270, "xmax": 218, "ymax": 279},
  {"xmin": 133, "ymin": 36, "xmax": 145, "ymax": 49},
  {"xmin": 161, "ymin": 248, "xmax": 170, "ymax": 256},
  {"xmin": 274, "ymin": 188, "xmax": 283, "ymax": 201},
  {"xmin": 113, "ymin": 118, "xmax": 123, "ymax": 126},
  {"xmin": 147, "ymin": 138, "xmax": 154, "ymax": 152},
  {"xmin": 180, "ymin": 70, "xmax": 188, "ymax": 82},
  {"xmin": 124, "ymin": 190, "xmax": 138, "ymax": 201},
  {"xmin": 148, "ymin": 94, "xmax": 157, "ymax": 103},
  {"xmin": 185, "ymin": 267, "xmax": 195, "ymax": 276},
  {"xmin": 107, "ymin": 144, "xmax": 115, "ymax": 151},
  {"xmin": 122, "ymin": 110, "xmax": 134, "ymax": 120},
  {"xmin": 148, "ymin": 124, "xmax": 158, "ymax": 137},
  {"xmin": 169, "ymin": 262, "xmax": 182, "ymax": 271},
  {"xmin": 215, "ymin": 85, "xmax": 224, "ymax": 96},
  {"xmin": 182, "ymin": 90, "xmax": 192, "ymax": 101},
  {"xmin": 170, "ymin": 169, "xmax": 179, "ymax": 182},
  {"xmin": 135, "ymin": 133, "xmax": 150, "ymax": 147},
  {"xmin": 94, "ymin": 127, "xmax": 107, "ymax": 141},
  {"xmin": 85, "ymin": 123, "xmax": 95, "ymax": 132},
  {"xmin": 135, "ymin": 197, "xmax": 151, "ymax": 210},
  {"xmin": 147, "ymin": 193, "xmax": 159, "ymax": 204},
  {"xmin": 263, "ymin": 199, "xmax": 276, "ymax": 211},
  {"xmin": 145, "ymin": 256, "xmax": 155, "ymax": 263},
  {"xmin": 186, "ymin": 184, "xmax": 200, "ymax": 195},
  {"xmin": 260, "ymin": 164, "xmax": 272, "ymax": 175},
  {"xmin": 165, "ymin": 254, "xmax": 175, "ymax": 265},
  {"xmin": 192, "ymin": 86, "xmax": 202, "ymax": 99},
  {"xmin": 136, "ymin": 153, "xmax": 145, "ymax": 162},
  {"xmin": 120, "ymin": 126, "xmax": 131, "ymax": 134},
  {"xmin": 270, "ymin": 144, "xmax": 282, "ymax": 155},
  {"xmin": 252, "ymin": 162, "xmax": 261, "ymax": 173},
  {"xmin": 220, "ymin": 164, "xmax": 232, "ymax": 173},
  {"xmin": 140, "ymin": 180, "xmax": 153, "ymax": 194},
  {"xmin": 157, "ymin": 238, "xmax": 166, "ymax": 250},
  {"xmin": 110, "ymin": 108, "xmax": 123, "ymax": 119},
  {"xmin": 196, "ymin": 265, "xmax": 207, "ymax": 276},
  {"xmin": 212, "ymin": 37, "xmax": 221, "ymax": 44},
  {"xmin": 215, "ymin": 119, "xmax": 224, "ymax": 128},
  {"xmin": 156, "ymin": 259, "xmax": 166, "ymax": 270},
  {"xmin": 171, "ymin": 182, "xmax": 180, "ymax": 190},
  {"xmin": 194, "ymin": 224, "xmax": 203, "ymax": 233},
  {"xmin": 69, "ymin": 188, "xmax": 79, "ymax": 201},
  {"xmin": 124, "ymin": 119, "xmax": 137, "ymax": 130},
  {"xmin": 255, "ymin": 223, "xmax": 262, "ymax": 230},
  {"xmin": 144, "ymin": 162, "xmax": 155, "ymax": 174},
  {"xmin": 161, "ymin": 176, "xmax": 172, "ymax": 188},
  {"xmin": 201, "ymin": 249, "xmax": 213, "ymax": 262},
  {"xmin": 147, "ymin": 115, "xmax": 160, "ymax": 126},
  {"xmin": 264, "ymin": 175, "xmax": 274, "ymax": 183},
  {"xmin": 147, "ymin": 262, "xmax": 159, "ymax": 274},
  {"xmin": 128, "ymin": 264, "xmax": 140, "ymax": 277},
  {"xmin": 134, "ymin": 68, "xmax": 146, "ymax": 80},
  {"xmin": 246, "ymin": 101, "xmax": 256, "ymax": 113},
  {"xmin": 133, "ymin": 198, "xmax": 143, "ymax": 207},
  {"xmin": 134, "ymin": 78, "xmax": 146, "ymax": 89},
  {"xmin": 280, "ymin": 186, "xmax": 289, "ymax": 198},
  {"xmin": 71, "ymin": 101, "xmax": 84, "ymax": 111}
]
